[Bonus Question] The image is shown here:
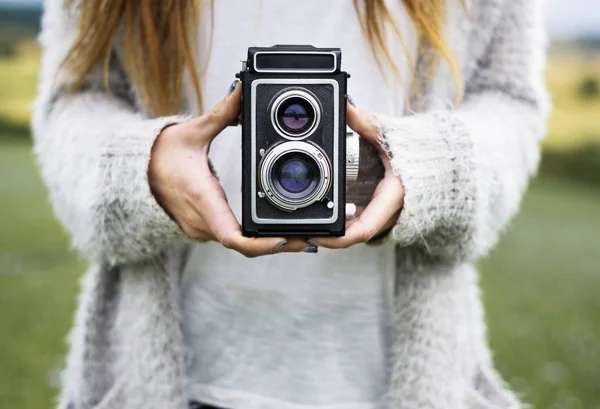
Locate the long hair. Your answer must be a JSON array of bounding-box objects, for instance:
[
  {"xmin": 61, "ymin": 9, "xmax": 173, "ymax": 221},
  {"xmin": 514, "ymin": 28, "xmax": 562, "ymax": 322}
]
[{"xmin": 61, "ymin": 0, "xmax": 462, "ymax": 116}]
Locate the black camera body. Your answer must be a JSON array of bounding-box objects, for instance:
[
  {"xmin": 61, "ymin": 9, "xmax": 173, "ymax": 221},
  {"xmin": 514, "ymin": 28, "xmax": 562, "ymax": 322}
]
[{"xmin": 238, "ymin": 45, "xmax": 350, "ymax": 237}]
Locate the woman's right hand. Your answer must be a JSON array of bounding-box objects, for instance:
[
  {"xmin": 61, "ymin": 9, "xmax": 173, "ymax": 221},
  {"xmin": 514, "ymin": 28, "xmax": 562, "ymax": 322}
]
[{"xmin": 149, "ymin": 81, "xmax": 304, "ymax": 257}]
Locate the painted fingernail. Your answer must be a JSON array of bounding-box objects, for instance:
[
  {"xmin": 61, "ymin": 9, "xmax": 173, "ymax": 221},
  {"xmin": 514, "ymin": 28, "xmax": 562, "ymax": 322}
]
[
  {"xmin": 347, "ymin": 94, "xmax": 356, "ymax": 107},
  {"xmin": 305, "ymin": 239, "xmax": 318, "ymax": 247},
  {"xmin": 302, "ymin": 245, "xmax": 318, "ymax": 253},
  {"xmin": 226, "ymin": 80, "xmax": 239, "ymax": 96},
  {"xmin": 272, "ymin": 240, "xmax": 288, "ymax": 251}
]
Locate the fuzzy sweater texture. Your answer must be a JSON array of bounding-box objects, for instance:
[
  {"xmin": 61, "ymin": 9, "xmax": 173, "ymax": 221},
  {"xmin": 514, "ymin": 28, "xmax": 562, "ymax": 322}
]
[{"xmin": 32, "ymin": 0, "xmax": 549, "ymax": 408}]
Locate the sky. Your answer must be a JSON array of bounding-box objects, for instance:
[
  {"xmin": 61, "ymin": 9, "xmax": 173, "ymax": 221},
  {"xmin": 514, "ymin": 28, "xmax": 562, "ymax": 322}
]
[{"xmin": 0, "ymin": 0, "xmax": 599, "ymax": 39}]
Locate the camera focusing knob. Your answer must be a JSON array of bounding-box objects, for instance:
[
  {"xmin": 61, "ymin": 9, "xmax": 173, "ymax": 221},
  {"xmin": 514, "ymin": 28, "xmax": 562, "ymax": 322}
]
[{"xmin": 346, "ymin": 131, "xmax": 359, "ymax": 182}]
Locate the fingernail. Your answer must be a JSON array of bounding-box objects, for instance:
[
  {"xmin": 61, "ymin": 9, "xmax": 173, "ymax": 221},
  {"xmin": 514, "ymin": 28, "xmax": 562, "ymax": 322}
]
[
  {"xmin": 272, "ymin": 240, "xmax": 288, "ymax": 251},
  {"xmin": 302, "ymin": 245, "xmax": 318, "ymax": 254},
  {"xmin": 347, "ymin": 94, "xmax": 356, "ymax": 107},
  {"xmin": 305, "ymin": 239, "xmax": 318, "ymax": 247},
  {"xmin": 226, "ymin": 80, "xmax": 239, "ymax": 96}
]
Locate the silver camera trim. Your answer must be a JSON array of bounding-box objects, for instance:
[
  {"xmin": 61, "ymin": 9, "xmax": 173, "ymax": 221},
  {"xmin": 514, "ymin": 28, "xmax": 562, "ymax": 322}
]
[
  {"xmin": 259, "ymin": 141, "xmax": 331, "ymax": 211},
  {"xmin": 253, "ymin": 51, "xmax": 338, "ymax": 74},
  {"xmin": 251, "ymin": 78, "xmax": 339, "ymax": 225},
  {"xmin": 270, "ymin": 89, "xmax": 321, "ymax": 140}
]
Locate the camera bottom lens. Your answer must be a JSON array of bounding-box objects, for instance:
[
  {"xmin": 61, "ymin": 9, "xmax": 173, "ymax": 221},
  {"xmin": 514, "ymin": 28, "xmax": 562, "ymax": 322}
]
[
  {"xmin": 259, "ymin": 142, "xmax": 331, "ymax": 211},
  {"xmin": 273, "ymin": 153, "xmax": 320, "ymax": 198},
  {"xmin": 278, "ymin": 158, "xmax": 312, "ymax": 193}
]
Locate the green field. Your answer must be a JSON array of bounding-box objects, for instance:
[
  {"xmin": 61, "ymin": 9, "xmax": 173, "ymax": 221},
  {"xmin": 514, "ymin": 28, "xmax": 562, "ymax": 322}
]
[
  {"xmin": 1, "ymin": 40, "xmax": 600, "ymax": 409},
  {"xmin": 0, "ymin": 140, "xmax": 84, "ymax": 409}
]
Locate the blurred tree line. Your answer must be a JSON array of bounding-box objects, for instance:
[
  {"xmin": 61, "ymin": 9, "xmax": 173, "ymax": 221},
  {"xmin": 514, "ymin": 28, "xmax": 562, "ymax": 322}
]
[{"xmin": 0, "ymin": 6, "xmax": 40, "ymax": 55}]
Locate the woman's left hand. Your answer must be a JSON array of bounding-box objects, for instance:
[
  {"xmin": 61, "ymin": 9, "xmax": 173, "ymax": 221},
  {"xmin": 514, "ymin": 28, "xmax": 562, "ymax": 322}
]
[{"xmin": 310, "ymin": 104, "xmax": 405, "ymax": 249}]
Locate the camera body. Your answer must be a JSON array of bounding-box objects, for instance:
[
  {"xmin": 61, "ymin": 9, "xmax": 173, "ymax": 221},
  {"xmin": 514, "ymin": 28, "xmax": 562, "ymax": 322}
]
[{"xmin": 238, "ymin": 45, "xmax": 350, "ymax": 237}]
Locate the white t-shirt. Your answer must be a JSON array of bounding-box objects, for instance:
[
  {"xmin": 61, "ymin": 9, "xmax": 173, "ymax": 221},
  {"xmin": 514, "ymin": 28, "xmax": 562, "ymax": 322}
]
[{"xmin": 181, "ymin": 2, "xmax": 416, "ymax": 409}]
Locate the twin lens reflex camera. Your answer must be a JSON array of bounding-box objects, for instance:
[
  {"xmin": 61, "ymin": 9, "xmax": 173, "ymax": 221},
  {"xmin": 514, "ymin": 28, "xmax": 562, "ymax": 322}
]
[{"xmin": 236, "ymin": 45, "xmax": 359, "ymax": 237}]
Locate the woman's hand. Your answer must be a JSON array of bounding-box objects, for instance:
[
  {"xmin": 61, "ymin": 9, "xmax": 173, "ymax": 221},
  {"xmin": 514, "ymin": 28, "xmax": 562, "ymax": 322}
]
[
  {"xmin": 312, "ymin": 103, "xmax": 405, "ymax": 249},
  {"xmin": 149, "ymin": 81, "xmax": 305, "ymax": 257}
]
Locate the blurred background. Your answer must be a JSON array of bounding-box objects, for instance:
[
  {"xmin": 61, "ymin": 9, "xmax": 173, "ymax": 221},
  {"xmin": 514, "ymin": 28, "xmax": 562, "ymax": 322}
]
[{"xmin": 0, "ymin": 1, "xmax": 598, "ymax": 408}]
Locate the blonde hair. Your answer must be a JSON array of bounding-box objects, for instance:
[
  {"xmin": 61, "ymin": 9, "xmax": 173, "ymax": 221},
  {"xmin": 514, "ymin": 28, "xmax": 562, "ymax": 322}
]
[{"xmin": 61, "ymin": 0, "xmax": 462, "ymax": 116}]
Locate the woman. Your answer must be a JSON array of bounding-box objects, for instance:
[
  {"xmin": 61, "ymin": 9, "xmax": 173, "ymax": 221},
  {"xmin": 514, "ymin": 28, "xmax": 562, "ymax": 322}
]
[{"xmin": 33, "ymin": 0, "xmax": 549, "ymax": 408}]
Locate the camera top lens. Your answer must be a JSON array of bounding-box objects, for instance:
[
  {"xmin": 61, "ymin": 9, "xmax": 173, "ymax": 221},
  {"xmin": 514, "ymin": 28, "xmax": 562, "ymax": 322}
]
[
  {"xmin": 278, "ymin": 98, "xmax": 314, "ymax": 135},
  {"xmin": 271, "ymin": 89, "xmax": 321, "ymax": 139}
]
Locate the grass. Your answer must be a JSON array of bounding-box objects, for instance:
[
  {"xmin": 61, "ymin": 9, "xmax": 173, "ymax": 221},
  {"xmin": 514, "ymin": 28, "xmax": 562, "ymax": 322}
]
[
  {"xmin": 480, "ymin": 178, "xmax": 600, "ymax": 408},
  {"xmin": 0, "ymin": 140, "xmax": 85, "ymax": 409}
]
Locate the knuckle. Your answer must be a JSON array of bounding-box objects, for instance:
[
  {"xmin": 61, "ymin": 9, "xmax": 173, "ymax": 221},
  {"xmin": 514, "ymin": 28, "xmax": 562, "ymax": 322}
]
[
  {"xmin": 220, "ymin": 235, "xmax": 235, "ymax": 250},
  {"xmin": 181, "ymin": 178, "xmax": 204, "ymax": 202},
  {"xmin": 324, "ymin": 242, "xmax": 341, "ymax": 250},
  {"xmin": 181, "ymin": 224, "xmax": 200, "ymax": 240},
  {"xmin": 184, "ymin": 215, "xmax": 206, "ymax": 237},
  {"xmin": 239, "ymin": 243, "xmax": 261, "ymax": 258},
  {"xmin": 208, "ymin": 104, "xmax": 225, "ymax": 122},
  {"xmin": 338, "ymin": 241, "xmax": 351, "ymax": 250},
  {"xmin": 187, "ymin": 217, "xmax": 204, "ymax": 233},
  {"xmin": 362, "ymin": 228, "xmax": 378, "ymax": 242},
  {"xmin": 187, "ymin": 185, "xmax": 204, "ymax": 202}
]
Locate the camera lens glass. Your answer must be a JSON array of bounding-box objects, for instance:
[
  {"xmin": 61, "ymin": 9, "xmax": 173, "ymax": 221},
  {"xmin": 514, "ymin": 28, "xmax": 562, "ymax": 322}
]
[
  {"xmin": 279, "ymin": 158, "xmax": 312, "ymax": 193},
  {"xmin": 272, "ymin": 152, "xmax": 320, "ymax": 198},
  {"xmin": 276, "ymin": 97, "xmax": 315, "ymax": 136}
]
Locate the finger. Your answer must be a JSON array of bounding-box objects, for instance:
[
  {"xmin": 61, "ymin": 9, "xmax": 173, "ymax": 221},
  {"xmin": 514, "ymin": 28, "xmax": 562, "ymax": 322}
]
[
  {"xmin": 193, "ymin": 80, "xmax": 243, "ymax": 141},
  {"xmin": 346, "ymin": 103, "xmax": 380, "ymax": 147},
  {"xmin": 358, "ymin": 178, "xmax": 403, "ymax": 233},
  {"xmin": 311, "ymin": 219, "xmax": 368, "ymax": 249},
  {"xmin": 343, "ymin": 205, "xmax": 364, "ymax": 230},
  {"xmin": 315, "ymin": 180, "xmax": 403, "ymax": 249},
  {"xmin": 273, "ymin": 238, "xmax": 309, "ymax": 254},
  {"xmin": 381, "ymin": 210, "xmax": 400, "ymax": 232},
  {"xmin": 197, "ymin": 185, "xmax": 288, "ymax": 257}
]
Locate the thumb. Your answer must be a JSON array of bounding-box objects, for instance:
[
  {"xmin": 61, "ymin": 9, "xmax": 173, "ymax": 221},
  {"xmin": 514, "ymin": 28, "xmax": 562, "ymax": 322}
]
[
  {"xmin": 347, "ymin": 103, "xmax": 380, "ymax": 147},
  {"xmin": 194, "ymin": 80, "xmax": 242, "ymax": 141}
]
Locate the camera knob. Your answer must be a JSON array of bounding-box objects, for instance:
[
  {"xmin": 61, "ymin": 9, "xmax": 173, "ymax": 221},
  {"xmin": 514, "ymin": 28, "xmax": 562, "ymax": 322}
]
[
  {"xmin": 346, "ymin": 131, "xmax": 359, "ymax": 182},
  {"xmin": 345, "ymin": 203, "xmax": 357, "ymax": 220}
]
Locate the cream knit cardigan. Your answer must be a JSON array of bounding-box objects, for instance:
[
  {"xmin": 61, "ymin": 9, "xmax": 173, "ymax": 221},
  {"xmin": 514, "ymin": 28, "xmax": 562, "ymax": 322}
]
[{"xmin": 32, "ymin": 0, "xmax": 549, "ymax": 408}]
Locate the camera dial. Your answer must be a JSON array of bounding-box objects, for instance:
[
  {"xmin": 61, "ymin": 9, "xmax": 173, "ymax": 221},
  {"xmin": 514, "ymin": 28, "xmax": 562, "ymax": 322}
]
[
  {"xmin": 271, "ymin": 89, "xmax": 321, "ymax": 140},
  {"xmin": 346, "ymin": 131, "xmax": 359, "ymax": 182},
  {"xmin": 258, "ymin": 141, "xmax": 332, "ymax": 211}
]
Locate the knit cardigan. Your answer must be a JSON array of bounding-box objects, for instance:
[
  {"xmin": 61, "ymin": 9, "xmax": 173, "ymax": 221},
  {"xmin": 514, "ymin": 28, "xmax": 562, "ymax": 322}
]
[{"xmin": 32, "ymin": 0, "xmax": 549, "ymax": 408}]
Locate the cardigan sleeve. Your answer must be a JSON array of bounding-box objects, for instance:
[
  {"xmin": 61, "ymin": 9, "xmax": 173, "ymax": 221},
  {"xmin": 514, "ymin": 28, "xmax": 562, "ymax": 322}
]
[
  {"xmin": 31, "ymin": 1, "xmax": 189, "ymax": 266},
  {"xmin": 375, "ymin": 0, "xmax": 550, "ymax": 263}
]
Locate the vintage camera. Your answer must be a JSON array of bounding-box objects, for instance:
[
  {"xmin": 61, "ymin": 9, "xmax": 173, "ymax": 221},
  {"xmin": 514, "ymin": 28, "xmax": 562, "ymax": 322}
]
[{"xmin": 237, "ymin": 45, "xmax": 357, "ymax": 237}]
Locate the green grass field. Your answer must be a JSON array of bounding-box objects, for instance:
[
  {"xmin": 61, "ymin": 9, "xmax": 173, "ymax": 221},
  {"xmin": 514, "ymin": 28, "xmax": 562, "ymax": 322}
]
[
  {"xmin": 1, "ymin": 41, "xmax": 600, "ymax": 409},
  {"xmin": 0, "ymin": 140, "xmax": 84, "ymax": 409}
]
